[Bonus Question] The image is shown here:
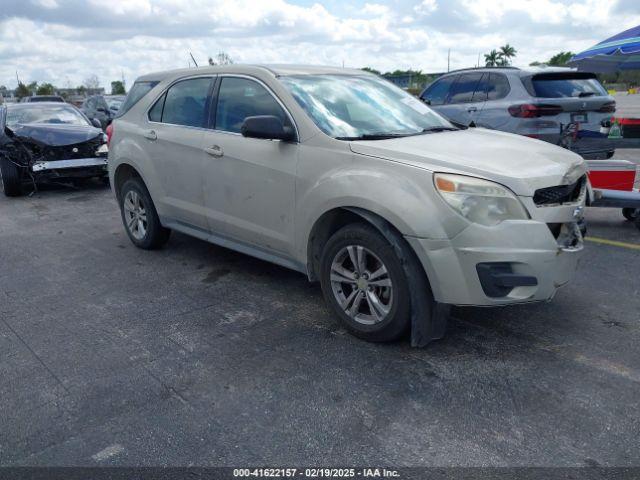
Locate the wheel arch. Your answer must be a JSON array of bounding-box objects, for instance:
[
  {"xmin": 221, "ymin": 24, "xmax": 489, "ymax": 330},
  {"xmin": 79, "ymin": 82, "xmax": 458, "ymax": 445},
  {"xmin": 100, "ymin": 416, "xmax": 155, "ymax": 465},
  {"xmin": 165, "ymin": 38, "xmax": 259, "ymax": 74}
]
[
  {"xmin": 113, "ymin": 162, "xmax": 145, "ymax": 202},
  {"xmin": 306, "ymin": 206, "xmax": 449, "ymax": 347}
]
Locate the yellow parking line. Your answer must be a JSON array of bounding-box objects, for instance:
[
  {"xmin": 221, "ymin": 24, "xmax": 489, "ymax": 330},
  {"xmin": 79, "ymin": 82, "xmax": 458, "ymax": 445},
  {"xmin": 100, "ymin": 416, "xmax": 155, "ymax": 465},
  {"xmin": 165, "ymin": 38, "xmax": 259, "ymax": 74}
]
[{"xmin": 586, "ymin": 237, "xmax": 640, "ymax": 250}]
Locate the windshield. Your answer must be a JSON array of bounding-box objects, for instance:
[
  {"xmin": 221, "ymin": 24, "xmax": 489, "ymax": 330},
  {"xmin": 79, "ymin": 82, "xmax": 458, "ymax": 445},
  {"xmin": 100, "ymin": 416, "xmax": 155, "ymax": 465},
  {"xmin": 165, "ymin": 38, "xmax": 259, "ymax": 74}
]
[
  {"xmin": 6, "ymin": 105, "xmax": 90, "ymax": 127},
  {"xmin": 279, "ymin": 74, "xmax": 452, "ymax": 139}
]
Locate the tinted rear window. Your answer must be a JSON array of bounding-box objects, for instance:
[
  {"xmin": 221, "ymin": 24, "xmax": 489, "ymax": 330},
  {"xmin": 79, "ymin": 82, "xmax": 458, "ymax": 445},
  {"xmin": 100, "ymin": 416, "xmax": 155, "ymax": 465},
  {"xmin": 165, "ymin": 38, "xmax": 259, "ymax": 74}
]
[
  {"xmin": 530, "ymin": 73, "xmax": 607, "ymax": 98},
  {"xmin": 116, "ymin": 81, "xmax": 159, "ymax": 117}
]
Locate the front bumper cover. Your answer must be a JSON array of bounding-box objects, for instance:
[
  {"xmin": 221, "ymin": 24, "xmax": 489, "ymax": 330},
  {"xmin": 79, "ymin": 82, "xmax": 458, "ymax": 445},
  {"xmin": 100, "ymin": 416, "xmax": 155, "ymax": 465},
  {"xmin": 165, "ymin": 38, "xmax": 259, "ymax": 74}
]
[
  {"xmin": 31, "ymin": 157, "xmax": 108, "ymax": 172},
  {"xmin": 405, "ymin": 219, "xmax": 584, "ymax": 306}
]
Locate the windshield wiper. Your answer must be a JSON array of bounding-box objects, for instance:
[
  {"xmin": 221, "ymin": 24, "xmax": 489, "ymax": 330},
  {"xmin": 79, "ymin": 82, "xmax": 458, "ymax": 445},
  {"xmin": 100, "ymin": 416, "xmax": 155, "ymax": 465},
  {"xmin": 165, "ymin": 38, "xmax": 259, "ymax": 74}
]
[
  {"xmin": 336, "ymin": 133, "xmax": 413, "ymax": 141},
  {"xmin": 419, "ymin": 126, "xmax": 460, "ymax": 133}
]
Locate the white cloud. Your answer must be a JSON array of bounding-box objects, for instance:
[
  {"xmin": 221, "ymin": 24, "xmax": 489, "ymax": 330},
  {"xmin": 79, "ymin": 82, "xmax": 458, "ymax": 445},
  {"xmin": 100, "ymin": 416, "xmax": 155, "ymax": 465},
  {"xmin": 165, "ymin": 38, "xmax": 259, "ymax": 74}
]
[
  {"xmin": 0, "ymin": 0, "xmax": 638, "ymax": 90},
  {"xmin": 414, "ymin": 0, "xmax": 438, "ymax": 15}
]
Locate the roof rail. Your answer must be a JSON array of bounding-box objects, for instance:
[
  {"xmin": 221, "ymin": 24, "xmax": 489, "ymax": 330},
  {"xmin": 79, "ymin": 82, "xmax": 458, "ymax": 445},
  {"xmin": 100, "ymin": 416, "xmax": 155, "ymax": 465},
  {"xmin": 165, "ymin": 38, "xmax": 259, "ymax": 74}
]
[{"xmin": 444, "ymin": 66, "xmax": 521, "ymax": 74}]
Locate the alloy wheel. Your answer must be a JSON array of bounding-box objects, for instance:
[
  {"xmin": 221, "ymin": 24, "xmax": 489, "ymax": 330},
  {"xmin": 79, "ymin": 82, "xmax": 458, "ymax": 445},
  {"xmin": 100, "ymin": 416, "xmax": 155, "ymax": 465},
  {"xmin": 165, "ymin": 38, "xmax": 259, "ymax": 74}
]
[
  {"xmin": 123, "ymin": 190, "xmax": 148, "ymax": 240},
  {"xmin": 330, "ymin": 245, "xmax": 393, "ymax": 325}
]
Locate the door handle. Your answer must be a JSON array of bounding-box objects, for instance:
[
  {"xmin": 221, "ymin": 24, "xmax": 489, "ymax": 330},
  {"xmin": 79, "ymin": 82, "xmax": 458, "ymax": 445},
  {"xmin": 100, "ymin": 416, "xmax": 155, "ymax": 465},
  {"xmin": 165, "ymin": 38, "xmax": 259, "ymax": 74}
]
[
  {"xmin": 143, "ymin": 129, "xmax": 157, "ymax": 141},
  {"xmin": 467, "ymin": 106, "xmax": 478, "ymax": 113},
  {"xmin": 204, "ymin": 145, "xmax": 224, "ymax": 157}
]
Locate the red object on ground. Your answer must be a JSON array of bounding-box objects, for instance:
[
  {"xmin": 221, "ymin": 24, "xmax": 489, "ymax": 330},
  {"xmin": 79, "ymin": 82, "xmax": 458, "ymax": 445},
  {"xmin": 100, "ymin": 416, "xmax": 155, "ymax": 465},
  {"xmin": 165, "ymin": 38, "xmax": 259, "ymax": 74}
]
[{"xmin": 586, "ymin": 160, "xmax": 637, "ymax": 191}]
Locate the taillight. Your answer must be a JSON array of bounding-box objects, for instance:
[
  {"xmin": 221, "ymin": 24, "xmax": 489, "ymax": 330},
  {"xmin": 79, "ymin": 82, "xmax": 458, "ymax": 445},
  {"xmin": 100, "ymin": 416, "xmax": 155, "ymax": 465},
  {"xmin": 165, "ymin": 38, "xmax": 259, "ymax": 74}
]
[
  {"xmin": 598, "ymin": 101, "xmax": 616, "ymax": 113},
  {"xmin": 508, "ymin": 104, "xmax": 563, "ymax": 118},
  {"xmin": 106, "ymin": 123, "xmax": 113, "ymax": 146}
]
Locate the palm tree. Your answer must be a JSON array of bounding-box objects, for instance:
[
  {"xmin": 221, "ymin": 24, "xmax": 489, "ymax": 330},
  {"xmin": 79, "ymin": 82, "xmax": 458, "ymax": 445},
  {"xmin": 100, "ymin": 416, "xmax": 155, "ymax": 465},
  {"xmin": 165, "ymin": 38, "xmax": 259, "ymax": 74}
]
[
  {"xmin": 484, "ymin": 50, "xmax": 500, "ymax": 67},
  {"xmin": 499, "ymin": 44, "xmax": 517, "ymax": 65}
]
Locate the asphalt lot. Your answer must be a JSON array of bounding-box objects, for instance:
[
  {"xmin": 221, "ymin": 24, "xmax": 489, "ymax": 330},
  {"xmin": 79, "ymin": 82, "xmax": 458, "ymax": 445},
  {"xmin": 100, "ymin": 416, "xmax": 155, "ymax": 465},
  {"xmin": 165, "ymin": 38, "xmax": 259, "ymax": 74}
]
[{"xmin": 2, "ymin": 107, "xmax": 640, "ymax": 466}]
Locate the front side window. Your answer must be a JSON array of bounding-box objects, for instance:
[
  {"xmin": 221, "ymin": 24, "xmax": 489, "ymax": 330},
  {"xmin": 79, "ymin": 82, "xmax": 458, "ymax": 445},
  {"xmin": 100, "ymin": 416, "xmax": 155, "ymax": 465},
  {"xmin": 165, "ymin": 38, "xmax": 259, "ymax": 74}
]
[
  {"xmin": 215, "ymin": 77, "xmax": 289, "ymax": 133},
  {"xmin": 421, "ymin": 76, "xmax": 455, "ymax": 106},
  {"xmin": 6, "ymin": 105, "xmax": 90, "ymax": 127},
  {"xmin": 280, "ymin": 74, "xmax": 452, "ymax": 139},
  {"xmin": 155, "ymin": 77, "xmax": 212, "ymax": 128}
]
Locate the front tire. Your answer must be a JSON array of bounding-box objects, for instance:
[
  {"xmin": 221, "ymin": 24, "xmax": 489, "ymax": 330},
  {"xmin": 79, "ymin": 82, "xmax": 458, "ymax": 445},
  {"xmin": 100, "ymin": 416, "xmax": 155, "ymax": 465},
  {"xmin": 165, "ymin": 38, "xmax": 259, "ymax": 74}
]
[
  {"xmin": 319, "ymin": 223, "xmax": 411, "ymax": 342},
  {"xmin": 119, "ymin": 178, "xmax": 170, "ymax": 249},
  {"xmin": 0, "ymin": 157, "xmax": 23, "ymax": 197}
]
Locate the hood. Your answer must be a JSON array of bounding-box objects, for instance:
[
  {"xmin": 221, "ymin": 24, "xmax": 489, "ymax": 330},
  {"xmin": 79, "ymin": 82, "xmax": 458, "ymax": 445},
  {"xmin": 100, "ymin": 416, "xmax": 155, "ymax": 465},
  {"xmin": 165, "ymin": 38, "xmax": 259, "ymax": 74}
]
[
  {"xmin": 8, "ymin": 123, "xmax": 103, "ymax": 147},
  {"xmin": 349, "ymin": 128, "xmax": 586, "ymax": 196}
]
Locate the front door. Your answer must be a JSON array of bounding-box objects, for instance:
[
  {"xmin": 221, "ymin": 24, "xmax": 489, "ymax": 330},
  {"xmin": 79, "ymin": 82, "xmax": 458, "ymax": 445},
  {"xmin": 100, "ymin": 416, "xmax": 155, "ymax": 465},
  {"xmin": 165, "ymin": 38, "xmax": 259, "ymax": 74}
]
[{"xmin": 201, "ymin": 76, "xmax": 298, "ymax": 255}]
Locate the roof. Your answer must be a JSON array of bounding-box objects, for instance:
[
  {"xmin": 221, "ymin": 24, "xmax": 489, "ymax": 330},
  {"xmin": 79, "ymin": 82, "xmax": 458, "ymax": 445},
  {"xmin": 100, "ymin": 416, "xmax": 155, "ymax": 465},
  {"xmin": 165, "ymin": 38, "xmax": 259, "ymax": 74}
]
[
  {"xmin": 438, "ymin": 65, "xmax": 576, "ymax": 77},
  {"xmin": 135, "ymin": 64, "xmax": 371, "ymax": 82}
]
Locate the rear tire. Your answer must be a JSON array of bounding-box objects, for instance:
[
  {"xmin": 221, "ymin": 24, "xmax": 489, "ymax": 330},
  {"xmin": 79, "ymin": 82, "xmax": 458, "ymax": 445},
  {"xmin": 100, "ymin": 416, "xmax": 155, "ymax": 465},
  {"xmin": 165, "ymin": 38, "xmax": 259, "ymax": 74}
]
[
  {"xmin": 319, "ymin": 223, "xmax": 411, "ymax": 343},
  {"xmin": 622, "ymin": 208, "xmax": 638, "ymax": 222},
  {"xmin": 0, "ymin": 157, "xmax": 23, "ymax": 197},
  {"xmin": 119, "ymin": 178, "xmax": 170, "ymax": 249}
]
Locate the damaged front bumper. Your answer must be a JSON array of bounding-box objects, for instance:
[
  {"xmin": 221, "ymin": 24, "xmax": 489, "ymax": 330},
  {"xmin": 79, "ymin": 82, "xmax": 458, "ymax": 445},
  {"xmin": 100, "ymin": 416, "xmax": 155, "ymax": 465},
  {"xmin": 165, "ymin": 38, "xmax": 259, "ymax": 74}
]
[
  {"xmin": 405, "ymin": 191, "xmax": 586, "ymax": 307},
  {"xmin": 31, "ymin": 157, "xmax": 108, "ymax": 173},
  {"xmin": 406, "ymin": 220, "xmax": 583, "ymax": 306}
]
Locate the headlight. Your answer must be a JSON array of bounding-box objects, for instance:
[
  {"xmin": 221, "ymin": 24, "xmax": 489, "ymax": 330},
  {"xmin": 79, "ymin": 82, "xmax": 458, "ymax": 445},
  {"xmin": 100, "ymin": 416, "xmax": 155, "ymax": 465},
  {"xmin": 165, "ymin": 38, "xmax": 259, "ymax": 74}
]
[
  {"xmin": 434, "ymin": 173, "xmax": 529, "ymax": 226},
  {"xmin": 95, "ymin": 143, "xmax": 109, "ymax": 155}
]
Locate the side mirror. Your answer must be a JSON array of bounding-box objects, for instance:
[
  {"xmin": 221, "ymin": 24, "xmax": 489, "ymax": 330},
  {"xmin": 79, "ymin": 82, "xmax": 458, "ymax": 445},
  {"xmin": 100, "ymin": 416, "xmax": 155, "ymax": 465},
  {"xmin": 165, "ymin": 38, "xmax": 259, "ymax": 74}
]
[
  {"xmin": 91, "ymin": 118, "xmax": 102, "ymax": 129},
  {"xmin": 241, "ymin": 115, "xmax": 295, "ymax": 141}
]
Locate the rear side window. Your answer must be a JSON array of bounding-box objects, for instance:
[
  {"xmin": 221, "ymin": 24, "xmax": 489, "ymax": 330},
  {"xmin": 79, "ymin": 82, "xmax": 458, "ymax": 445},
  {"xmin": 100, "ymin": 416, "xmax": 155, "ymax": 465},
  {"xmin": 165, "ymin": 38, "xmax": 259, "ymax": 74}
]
[
  {"xmin": 117, "ymin": 81, "xmax": 159, "ymax": 117},
  {"xmin": 529, "ymin": 73, "xmax": 607, "ymax": 98},
  {"xmin": 448, "ymin": 73, "xmax": 483, "ymax": 104},
  {"xmin": 155, "ymin": 77, "xmax": 212, "ymax": 128},
  {"xmin": 214, "ymin": 77, "xmax": 289, "ymax": 133},
  {"xmin": 420, "ymin": 76, "xmax": 455, "ymax": 106},
  {"xmin": 486, "ymin": 73, "xmax": 510, "ymax": 100}
]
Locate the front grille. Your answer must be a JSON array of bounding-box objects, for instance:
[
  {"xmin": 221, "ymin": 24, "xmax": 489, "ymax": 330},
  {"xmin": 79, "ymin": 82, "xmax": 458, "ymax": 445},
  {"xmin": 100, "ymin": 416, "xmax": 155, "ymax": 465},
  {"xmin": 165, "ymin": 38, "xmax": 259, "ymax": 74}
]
[
  {"xmin": 40, "ymin": 137, "xmax": 104, "ymax": 162},
  {"xmin": 533, "ymin": 175, "xmax": 585, "ymax": 206}
]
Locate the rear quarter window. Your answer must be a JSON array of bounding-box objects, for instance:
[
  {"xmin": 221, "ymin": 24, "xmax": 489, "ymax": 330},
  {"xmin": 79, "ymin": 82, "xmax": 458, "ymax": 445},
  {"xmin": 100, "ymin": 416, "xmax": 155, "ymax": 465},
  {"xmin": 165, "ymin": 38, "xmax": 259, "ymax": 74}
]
[{"xmin": 116, "ymin": 81, "xmax": 159, "ymax": 117}]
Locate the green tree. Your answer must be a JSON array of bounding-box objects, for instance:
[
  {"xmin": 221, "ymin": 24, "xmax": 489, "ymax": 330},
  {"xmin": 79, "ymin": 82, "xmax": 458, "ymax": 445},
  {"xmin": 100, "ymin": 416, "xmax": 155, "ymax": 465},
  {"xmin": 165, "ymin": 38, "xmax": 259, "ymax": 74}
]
[
  {"xmin": 110, "ymin": 80, "xmax": 126, "ymax": 95},
  {"xmin": 484, "ymin": 50, "xmax": 501, "ymax": 67},
  {"xmin": 36, "ymin": 83, "xmax": 55, "ymax": 95},
  {"xmin": 499, "ymin": 44, "xmax": 517, "ymax": 65},
  {"xmin": 548, "ymin": 51, "xmax": 574, "ymax": 66},
  {"xmin": 15, "ymin": 82, "xmax": 31, "ymax": 99},
  {"xmin": 208, "ymin": 52, "xmax": 234, "ymax": 65},
  {"xmin": 361, "ymin": 67, "xmax": 381, "ymax": 75}
]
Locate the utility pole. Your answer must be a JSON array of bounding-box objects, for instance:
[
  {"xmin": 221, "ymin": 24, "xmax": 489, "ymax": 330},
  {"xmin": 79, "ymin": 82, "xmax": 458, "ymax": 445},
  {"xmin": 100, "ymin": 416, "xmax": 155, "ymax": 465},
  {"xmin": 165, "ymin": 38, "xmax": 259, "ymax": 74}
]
[{"xmin": 447, "ymin": 49, "xmax": 451, "ymax": 72}]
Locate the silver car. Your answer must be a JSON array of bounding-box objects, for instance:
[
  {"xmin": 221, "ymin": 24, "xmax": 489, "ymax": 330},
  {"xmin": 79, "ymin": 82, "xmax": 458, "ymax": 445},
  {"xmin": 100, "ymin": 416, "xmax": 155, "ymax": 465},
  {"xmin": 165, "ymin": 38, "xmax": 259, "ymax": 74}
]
[
  {"xmin": 109, "ymin": 65, "xmax": 587, "ymax": 346},
  {"xmin": 420, "ymin": 67, "xmax": 616, "ymax": 159}
]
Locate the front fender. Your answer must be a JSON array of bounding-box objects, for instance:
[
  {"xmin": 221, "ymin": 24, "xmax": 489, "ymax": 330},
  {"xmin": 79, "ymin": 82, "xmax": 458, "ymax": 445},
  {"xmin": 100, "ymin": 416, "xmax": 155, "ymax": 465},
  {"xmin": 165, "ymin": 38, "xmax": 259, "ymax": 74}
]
[{"xmin": 294, "ymin": 157, "xmax": 467, "ymax": 263}]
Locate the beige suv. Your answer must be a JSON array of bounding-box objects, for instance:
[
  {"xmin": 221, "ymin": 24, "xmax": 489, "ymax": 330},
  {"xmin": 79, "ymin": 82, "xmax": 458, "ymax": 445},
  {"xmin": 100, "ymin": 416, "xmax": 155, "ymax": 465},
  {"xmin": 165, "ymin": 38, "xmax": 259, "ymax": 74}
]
[{"xmin": 109, "ymin": 65, "xmax": 587, "ymax": 346}]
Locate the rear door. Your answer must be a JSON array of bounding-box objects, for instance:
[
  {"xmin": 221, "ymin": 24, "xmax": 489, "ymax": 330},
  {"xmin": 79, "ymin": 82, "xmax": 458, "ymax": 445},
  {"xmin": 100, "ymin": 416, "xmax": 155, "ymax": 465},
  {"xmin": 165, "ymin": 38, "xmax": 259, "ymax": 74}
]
[
  {"xmin": 474, "ymin": 73, "xmax": 513, "ymax": 130},
  {"xmin": 144, "ymin": 76, "xmax": 214, "ymax": 230}
]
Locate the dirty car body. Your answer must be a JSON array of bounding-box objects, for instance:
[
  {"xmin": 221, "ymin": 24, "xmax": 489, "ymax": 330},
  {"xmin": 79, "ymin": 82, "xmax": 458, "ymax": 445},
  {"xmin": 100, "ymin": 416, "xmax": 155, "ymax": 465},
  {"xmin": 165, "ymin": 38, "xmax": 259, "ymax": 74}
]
[
  {"xmin": 109, "ymin": 65, "xmax": 587, "ymax": 346},
  {"xmin": 0, "ymin": 102, "xmax": 108, "ymax": 195}
]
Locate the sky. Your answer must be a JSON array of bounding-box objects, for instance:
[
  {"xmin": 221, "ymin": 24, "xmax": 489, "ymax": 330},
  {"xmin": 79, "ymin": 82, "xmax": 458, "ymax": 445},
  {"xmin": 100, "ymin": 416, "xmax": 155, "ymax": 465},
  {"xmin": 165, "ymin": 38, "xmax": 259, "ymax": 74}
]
[{"xmin": 1, "ymin": 0, "xmax": 639, "ymax": 91}]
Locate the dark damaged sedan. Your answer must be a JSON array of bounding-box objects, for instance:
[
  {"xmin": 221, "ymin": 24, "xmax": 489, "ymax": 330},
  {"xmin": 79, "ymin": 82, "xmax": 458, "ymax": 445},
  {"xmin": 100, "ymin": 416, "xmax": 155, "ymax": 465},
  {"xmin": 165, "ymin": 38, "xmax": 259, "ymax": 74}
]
[{"xmin": 0, "ymin": 102, "xmax": 109, "ymax": 196}]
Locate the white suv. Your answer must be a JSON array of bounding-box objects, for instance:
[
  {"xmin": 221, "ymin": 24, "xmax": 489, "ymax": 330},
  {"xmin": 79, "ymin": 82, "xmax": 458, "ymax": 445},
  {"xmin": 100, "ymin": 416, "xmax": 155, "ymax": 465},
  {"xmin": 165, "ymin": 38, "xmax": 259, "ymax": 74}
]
[{"xmin": 109, "ymin": 65, "xmax": 587, "ymax": 346}]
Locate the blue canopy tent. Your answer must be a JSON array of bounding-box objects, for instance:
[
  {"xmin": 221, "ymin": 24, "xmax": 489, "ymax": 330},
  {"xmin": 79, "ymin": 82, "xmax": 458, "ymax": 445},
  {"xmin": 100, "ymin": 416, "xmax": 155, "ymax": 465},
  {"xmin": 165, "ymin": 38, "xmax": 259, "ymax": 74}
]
[{"xmin": 568, "ymin": 25, "xmax": 640, "ymax": 73}]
